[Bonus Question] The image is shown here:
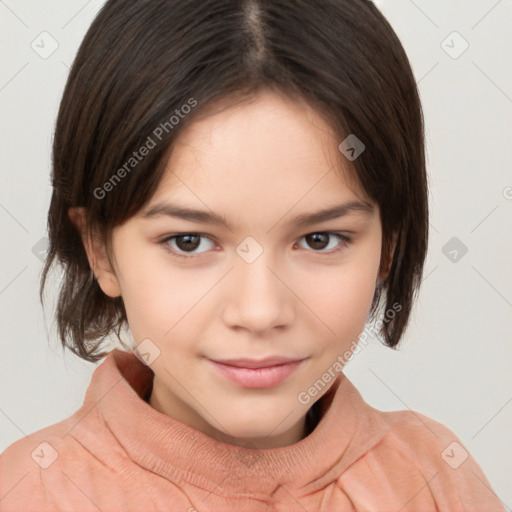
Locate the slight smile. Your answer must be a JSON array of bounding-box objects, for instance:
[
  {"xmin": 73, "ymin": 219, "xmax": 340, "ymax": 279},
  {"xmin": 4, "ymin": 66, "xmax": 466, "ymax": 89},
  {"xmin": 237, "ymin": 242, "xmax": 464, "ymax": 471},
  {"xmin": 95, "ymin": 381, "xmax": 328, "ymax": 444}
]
[{"xmin": 206, "ymin": 357, "xmax": 307, "ymax": 388}]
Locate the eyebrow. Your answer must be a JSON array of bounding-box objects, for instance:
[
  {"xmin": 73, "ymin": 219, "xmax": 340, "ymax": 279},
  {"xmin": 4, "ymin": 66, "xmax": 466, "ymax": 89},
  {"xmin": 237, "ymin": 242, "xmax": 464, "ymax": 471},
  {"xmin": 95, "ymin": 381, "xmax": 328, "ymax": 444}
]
[{"xmin": 142, "ymin": 199, "xmax": 375, "ymax": 230}]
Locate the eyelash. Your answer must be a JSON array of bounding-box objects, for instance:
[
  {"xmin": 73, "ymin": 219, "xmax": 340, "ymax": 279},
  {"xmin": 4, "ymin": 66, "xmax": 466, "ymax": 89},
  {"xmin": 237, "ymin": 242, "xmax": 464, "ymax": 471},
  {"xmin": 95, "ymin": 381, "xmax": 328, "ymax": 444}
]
[{"xmin": 159, "ymin": 231, "xmax": 352, "ymax": 260}]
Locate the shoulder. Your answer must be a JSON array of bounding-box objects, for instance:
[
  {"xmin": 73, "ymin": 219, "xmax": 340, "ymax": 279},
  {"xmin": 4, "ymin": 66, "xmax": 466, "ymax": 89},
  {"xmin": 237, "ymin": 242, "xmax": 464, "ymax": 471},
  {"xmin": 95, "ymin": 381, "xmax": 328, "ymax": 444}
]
[
  {"xmin": 380, "ymin": 408, "xmax": 464, "ymax": 454},
  {"xmin": 349, "ymin": 405, "xmax": 475, "ymax": 474},
  {"xmin": 376, "ymin": 408, "xmax": 483, "ymax": 476},
  {"xmin": 0, "ymin": 410, "xmax": 107, "ymax": 512},
  {"xmin": 0, "ymin": 418, "xmax": 72, "ymax": 489},
  {"xmin": 354, "ymin": 408, "xmax": 505, "ymax": 511},
  {"xmin": 1, "ymin": 417, "xmax": 68, "ymax": 470}
]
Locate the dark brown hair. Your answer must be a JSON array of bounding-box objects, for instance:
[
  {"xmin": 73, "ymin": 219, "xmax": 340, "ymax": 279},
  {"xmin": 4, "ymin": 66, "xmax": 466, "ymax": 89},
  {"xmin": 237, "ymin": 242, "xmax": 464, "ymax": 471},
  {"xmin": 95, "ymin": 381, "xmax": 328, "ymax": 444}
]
[{"xmin": 41, "ymin": 0, "xmax": 429, "ymax": 362}]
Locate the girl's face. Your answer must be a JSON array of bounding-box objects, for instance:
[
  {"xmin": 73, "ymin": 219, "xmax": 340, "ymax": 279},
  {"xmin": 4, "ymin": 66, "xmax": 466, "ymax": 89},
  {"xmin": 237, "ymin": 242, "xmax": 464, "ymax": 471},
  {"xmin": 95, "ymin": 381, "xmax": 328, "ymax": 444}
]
[{"xmin": 84, "ymin": 90, "xmax": 387, "ymax": 449}]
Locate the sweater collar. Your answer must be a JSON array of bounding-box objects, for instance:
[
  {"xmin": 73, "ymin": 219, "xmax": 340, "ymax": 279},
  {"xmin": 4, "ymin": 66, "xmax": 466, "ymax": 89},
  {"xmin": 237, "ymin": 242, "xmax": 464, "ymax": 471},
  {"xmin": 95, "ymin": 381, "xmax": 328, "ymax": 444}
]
[{"xmin": 85, "ymin": 349, "xmax": 387, "ymax": 494}]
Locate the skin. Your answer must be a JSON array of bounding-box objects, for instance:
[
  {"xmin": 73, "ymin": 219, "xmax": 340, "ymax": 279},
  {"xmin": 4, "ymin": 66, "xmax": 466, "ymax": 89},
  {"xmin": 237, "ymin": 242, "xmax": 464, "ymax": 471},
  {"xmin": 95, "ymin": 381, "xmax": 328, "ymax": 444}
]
[{"xmin": 69, "ymin": 89, "xmax": 394, "ymax": 450}]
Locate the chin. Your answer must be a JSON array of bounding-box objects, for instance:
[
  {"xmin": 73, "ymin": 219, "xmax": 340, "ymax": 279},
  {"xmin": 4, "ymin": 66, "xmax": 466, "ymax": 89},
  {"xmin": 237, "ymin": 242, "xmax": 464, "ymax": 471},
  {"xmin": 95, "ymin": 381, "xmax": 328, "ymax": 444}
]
[{"xmin": 224, "ymin": 421, "xmax": 277, "ymax": 439}]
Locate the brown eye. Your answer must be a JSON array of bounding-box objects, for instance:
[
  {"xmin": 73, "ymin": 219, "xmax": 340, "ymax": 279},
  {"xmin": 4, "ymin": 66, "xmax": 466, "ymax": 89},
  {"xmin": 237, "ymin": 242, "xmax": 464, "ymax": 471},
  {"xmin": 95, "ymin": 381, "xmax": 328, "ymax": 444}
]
[
  {"xmin": 298, "ymin": 232, "xmax": 351, "ymax": 253},
  {"xmin": 305, "ymin": 233, "xmax": 329, "ymax": 250},
  {"xmin": 161, "ymin": 233, "xmax": 216, "ymax": 258},
  {"xmin": 174, "ymin": 234, "xmax": 201, "ymax": 252}
]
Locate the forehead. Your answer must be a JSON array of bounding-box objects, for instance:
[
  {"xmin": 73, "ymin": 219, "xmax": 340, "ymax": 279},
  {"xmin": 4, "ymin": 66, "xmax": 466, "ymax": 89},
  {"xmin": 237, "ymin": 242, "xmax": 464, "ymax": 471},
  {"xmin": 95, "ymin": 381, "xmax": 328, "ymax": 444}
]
[{"xmin": 158, "ymin": 90, "xmax": 365, "ymax": 195}]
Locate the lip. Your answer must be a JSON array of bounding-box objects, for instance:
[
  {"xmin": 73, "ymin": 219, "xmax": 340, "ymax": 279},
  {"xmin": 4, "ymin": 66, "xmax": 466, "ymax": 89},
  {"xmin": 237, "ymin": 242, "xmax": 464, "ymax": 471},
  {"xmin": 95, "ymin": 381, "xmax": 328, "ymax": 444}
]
[
  {"xmin": 207, "ymin": 357, "xmax": 306, "ymax": 388},
  {"xmin": 211, "ymin": 356, "xmax": 304, "ymax": 368}
]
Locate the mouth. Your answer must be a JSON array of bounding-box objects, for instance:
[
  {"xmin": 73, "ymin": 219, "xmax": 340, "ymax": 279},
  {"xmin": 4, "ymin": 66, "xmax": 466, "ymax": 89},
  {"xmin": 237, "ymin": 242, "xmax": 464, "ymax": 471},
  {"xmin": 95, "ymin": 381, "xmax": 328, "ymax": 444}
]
[{"xmin": 206, "ymin": 357, "xmax": 306, "ymax": 389}]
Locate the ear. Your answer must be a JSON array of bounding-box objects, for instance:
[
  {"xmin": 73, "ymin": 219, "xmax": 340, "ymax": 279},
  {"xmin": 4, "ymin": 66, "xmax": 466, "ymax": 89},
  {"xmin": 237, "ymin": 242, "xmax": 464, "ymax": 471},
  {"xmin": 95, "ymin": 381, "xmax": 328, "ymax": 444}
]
[
  {"xmin": 378, "ymin": 231, "xmax": 398, "ymax": 283},
  {"xmin": 68, "ymin": 207, "xmax": 122, "ymax": 298}
]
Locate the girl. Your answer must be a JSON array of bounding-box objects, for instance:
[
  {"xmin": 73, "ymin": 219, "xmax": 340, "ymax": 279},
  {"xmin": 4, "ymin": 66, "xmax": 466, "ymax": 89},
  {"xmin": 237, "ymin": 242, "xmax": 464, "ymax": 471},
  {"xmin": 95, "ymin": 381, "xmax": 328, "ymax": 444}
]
[{"xmin": 0, "ymin": 0, "xmax": 505, "ymax": 510}]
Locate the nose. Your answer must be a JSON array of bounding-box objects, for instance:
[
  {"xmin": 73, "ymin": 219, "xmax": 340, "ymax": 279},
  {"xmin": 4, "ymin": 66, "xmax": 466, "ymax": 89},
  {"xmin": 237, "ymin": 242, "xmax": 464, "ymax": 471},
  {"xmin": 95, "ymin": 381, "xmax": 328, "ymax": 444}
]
[{"xmin": 222, "ymin": 254, "xmax": 295, "ymax": 335}]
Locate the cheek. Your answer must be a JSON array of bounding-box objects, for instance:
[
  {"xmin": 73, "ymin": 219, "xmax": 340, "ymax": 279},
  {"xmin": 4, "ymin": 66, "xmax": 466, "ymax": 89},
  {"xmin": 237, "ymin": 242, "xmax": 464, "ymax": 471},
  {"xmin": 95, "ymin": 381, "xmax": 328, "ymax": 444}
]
[
  {"xmin": 119, "ymin": 253, "xmax": 221, "ymax": 343},
  {"xmin": 112, "ymin": 247, "xmax": 182, "ymax": 336},
  {"xmin": 123, "ymin": 280, "xmax": 192, "ymax": 338},
  {"xmin": 299, "ymin": 251, "xmax": 381, "ymax": 336},
  {"xmin": 313, "ymin": 271, "xmax": 375, "ymax": 327}
]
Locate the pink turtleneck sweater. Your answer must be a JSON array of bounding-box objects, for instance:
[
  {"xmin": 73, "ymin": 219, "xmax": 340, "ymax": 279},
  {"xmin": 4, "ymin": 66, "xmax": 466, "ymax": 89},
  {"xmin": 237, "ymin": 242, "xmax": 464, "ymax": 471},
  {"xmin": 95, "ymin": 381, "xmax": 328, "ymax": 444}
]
[{"xmin": 0, "ymin": 349, "xmax": 505, "ymax": 511}]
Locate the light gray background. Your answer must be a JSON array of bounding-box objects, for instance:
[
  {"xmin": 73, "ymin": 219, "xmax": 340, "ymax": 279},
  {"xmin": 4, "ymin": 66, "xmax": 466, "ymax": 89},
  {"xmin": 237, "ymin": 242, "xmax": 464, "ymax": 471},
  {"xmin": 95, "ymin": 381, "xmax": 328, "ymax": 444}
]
[{"xmin": 1, "ymin": 0, "xmax": 511, "ymax": 507}]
